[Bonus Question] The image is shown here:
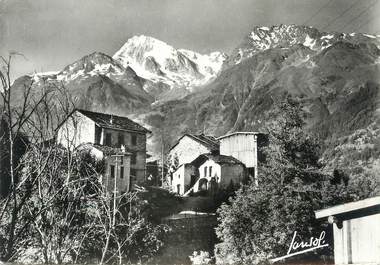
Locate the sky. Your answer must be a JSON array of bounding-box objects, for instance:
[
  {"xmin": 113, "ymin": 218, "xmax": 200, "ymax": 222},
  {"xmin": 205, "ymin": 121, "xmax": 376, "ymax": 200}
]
[{"xmin": 1, "ymin": 0, "xmax": 380, "ymax": 78}]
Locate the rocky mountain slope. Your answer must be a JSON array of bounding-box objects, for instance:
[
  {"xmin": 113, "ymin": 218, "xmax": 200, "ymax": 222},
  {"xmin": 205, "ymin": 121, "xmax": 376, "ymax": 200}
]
[
  {"xmin": 10, "ymin": 52, "xmax": 153, "ymax": 117},
  {"xmin": 11, "ymin": 36, "xmax": 226, "ymax": 113},
  {"xmin": 224, "ymin": 24, "xmax": 380, "ymax": 67},
  {"xmin": 10, "ymin": 25, "xmax": 380, "ymax": 179},
  {"xmin": 146, "ymin": 25, "xmax": 380, "ymax": 179},
  {"xmin": 113, "ymin": 35, "xmax": 226, "ymax": 97}
]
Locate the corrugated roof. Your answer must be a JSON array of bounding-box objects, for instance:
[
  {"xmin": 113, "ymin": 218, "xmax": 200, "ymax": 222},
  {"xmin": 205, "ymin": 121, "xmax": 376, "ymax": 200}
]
[
  {"xmin": 170, "ymin": 133, "xmax": 219, "ymax": 151},
  {"xmin": 77, "ymin": 109, "xmax": 150, "ymax": 134}
]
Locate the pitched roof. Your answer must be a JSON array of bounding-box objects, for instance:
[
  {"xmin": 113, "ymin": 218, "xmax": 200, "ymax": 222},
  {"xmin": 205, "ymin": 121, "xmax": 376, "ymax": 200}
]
[
  {"xmin": 170, "ymin": 133, "xmax": 219, "ymax": 151},
  {"xmin": 76, "ymin": 109, "xmax": 150, "ymax": 134},
  {"xmin": 203, "ymin": 153, "xmax": 243, "ymax": 165},
  {"xmin": 190, "ymin": 153, "xmax": 243, "ymax": 167}
]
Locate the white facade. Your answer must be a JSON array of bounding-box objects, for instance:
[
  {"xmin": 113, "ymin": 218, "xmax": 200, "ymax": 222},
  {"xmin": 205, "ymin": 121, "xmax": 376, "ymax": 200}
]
[
  {"xmin": 199, "ymin": 160, "xmax": 221, "ymax": 180},
  {"xmin": 57, "ymin": 111, "xmax": 96, "ymax": 149},
  {"xmin": 219, "ymin": 132, "xmax": 259, "ymax": 168},
  {"xmin": 169, "ymin": 135, "xmax": 215, "ymax": 166},
  {"xmin": 57, "ymin": 110, "xmax": 146, "ymax": 184},
  {"xmin": 56, "ymin": 109, "xmax": 150, "ymax": 192},
  {"xmin": 194, "ymin": 159, "xmax": 245, "ymax": 193},
  {"xmin": 315, "ymin": 196, "xmax": 380, "ymax": 265},
  {"xmin": 172, "ymin": 164, "xmax": 197, "ymax": 195},
  {"xmin": 219, "ymin": 132, "xmax": 264, "ymax": 183},
  {"xmin": 332, "ymin": 213, "xmax": 380, "ymax": 264}
]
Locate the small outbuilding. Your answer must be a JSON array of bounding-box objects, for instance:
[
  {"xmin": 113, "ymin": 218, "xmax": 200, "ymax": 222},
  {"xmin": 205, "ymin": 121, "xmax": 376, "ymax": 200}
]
[{"xmin": 315, "ymin": 196, "xmax": 380, "ymax": 265}]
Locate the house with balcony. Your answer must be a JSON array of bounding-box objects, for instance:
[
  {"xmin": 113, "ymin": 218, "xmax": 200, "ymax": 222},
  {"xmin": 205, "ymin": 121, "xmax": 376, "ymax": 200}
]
[{"xmin": 56, "ymin": 109, "xmax": 151, "ymax": 192}]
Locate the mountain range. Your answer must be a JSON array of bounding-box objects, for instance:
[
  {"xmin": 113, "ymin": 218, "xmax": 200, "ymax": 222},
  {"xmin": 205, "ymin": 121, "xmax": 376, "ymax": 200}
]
[{"xmin": 11, "ymin": 24, "xmax": 380, "ymax": 179}]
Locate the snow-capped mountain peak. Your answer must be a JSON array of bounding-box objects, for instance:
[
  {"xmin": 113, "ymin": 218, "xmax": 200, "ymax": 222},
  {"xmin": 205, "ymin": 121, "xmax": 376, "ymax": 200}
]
[
  {"xmin": 224, "ymin": 24, "xmax": 380, "ymax": 67},
  {"xmin": 112, "ymin": 35, "xmax": 227, "ymax": 89}
]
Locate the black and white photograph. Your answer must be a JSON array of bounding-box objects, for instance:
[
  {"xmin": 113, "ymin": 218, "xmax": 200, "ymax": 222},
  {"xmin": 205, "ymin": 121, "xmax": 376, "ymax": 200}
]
[{"xmin": 1, "ymin": 0, "xmax": 380, "ymax": 264}]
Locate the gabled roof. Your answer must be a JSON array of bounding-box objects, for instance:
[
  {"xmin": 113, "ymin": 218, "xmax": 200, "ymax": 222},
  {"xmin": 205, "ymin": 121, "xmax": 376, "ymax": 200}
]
[
  {"xmin": 73, "ymin": 109, "xmax": 150, "ymax": 134},
  {"xmin": 190, "ymin": 153, "xmax": 243, "ymax": 167},
  {"xmin": 170, "ymin": 133, "xmax": 219, "ymax": 151}
]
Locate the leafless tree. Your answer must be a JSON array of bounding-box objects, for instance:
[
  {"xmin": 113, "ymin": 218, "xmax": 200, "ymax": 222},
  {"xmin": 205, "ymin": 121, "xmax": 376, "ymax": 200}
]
[
  {"xmin": 0, "ymin": 53, "xmax": 76, "ymax": 261},
  {"xmin": 0, "ymin": 54, "xmax": 167, "ymax": 264}
]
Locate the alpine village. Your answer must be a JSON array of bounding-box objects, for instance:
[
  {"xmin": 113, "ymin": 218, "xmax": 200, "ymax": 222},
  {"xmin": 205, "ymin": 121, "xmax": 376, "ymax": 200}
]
[{"xmin": 1, "ymin": 23, "xmax": 380, "ymax": 265}]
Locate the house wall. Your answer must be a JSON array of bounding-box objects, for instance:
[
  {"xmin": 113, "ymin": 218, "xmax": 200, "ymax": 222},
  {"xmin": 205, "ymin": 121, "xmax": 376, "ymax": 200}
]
[
  {"xmin": 220, "ymin": 134, "xmax": 258, "ymax": 168},
  {"xmin": 102, "ymin": 154, "xmax": 131, "ymax": 193},
  {"xmin": 172, "ymin": 164, "xmax": 197, "ymax": 195},
  {"xmin": 57, "ymin": 111, "xmax": 96, "ymax": 149},
  {"xmin": 198, "ymin": 160, "xmax": 221, "ymax": 180},
  {"xmin": 194, "ymin": 160, "xmax": 244, "ymax": 193},
  {"xmin": 101, "ymin": 128, "xmax": 147, "ymax": 184},
  {"xmin": 333, "ymin": 213, "xmax": 380, "ymax": 265},
  {"xmin": 220, "ymin": 164, "xmax": 245, "ymax": 187},
  {"xmin": 57, "ymin": 110, "xmax": 148, "ymax": 190},
  {"xmin": 170, "ymin": 136, "xmax": 211, "ymax": 166}
]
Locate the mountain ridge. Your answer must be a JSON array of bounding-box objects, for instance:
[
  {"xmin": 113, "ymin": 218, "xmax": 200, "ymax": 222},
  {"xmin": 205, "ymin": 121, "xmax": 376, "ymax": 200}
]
[{"xmin": 9, "ymin": 25, "xmax": 380, "ymax": 180}]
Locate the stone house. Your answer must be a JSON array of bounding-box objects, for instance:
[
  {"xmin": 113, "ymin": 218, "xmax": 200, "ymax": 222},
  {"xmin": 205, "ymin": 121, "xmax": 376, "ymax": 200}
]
[
  {"xmin": 172, "ymin": 153, "xmax": 245, "ymax": 196},
  {"xmin": 56, "ymin": 109, "xmax": 151, "ymax": 192},
  {"xmin": 169, "ymin": 132, "xmax": 267, "ymax": 195},
  {"xmin": 169, "ymin": 134, "xmax": 219, "ymax": 166},
  {"xmin": 168, "ymin": 134, "xmax": 219, "ymax": 189},
  {"xmin": 315, "ymin": 196, "xmax": 380, "ymax": 265}
]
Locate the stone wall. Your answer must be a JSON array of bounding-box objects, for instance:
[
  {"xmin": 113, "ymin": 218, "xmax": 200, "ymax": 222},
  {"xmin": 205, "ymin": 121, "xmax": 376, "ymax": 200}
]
[{"xmin": 170, "ymin": 136, "xmax": 211, "ymax": 166}]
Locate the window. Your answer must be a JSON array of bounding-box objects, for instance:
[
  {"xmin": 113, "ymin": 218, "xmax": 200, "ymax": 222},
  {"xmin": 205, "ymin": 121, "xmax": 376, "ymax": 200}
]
[
  {"xmin": 209, "ymin": 166, "xmax": 212, "ymax": 177},
  {"xmin": 110, "ymin": 165, "xmax": 115, "ymax": 178},
  {"xmin": 131, "ymin": 134, "xmax": 137, "ymax": 145},
  {"xmin": 131, "ymin": 153, "xmax": 137, "ymax": 164},
  {"xmin": 120, "ymin": 157, "xmax": 124, "ymax": 165},
  {"xmin": 120, "ymin": 166, "xmax": 124, "ymax": 179},
  {"xmin": 204, "ymin": 166, "xmax": 207, "ymax": 177},
  {"xmin": 131, "ymin": 168, "xmax": 137, "ymax": 178},
  {"xmin": 105, "ymin": 133, "xmax": 112, "ymax": 146},
  {"xmin": 95, "ymin": 125, "xmax": 102, "ymax": 144},
  {"xmin": 118, "ymin": 133, "xmax": 125, "ymax": 147}
]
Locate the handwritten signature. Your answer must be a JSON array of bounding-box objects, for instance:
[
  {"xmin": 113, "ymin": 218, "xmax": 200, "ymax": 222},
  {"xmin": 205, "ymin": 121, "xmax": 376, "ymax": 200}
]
[{"xmin": 271, "ymin": 231, "xmax": 329, "ymax": 262}]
